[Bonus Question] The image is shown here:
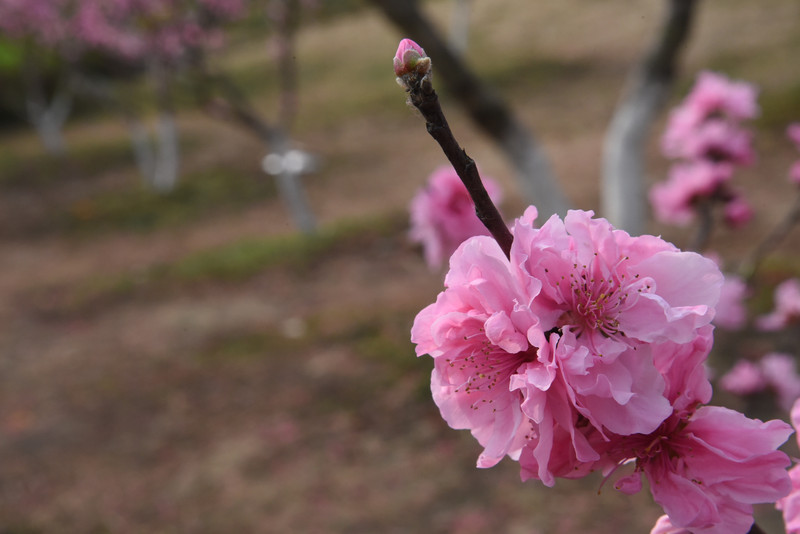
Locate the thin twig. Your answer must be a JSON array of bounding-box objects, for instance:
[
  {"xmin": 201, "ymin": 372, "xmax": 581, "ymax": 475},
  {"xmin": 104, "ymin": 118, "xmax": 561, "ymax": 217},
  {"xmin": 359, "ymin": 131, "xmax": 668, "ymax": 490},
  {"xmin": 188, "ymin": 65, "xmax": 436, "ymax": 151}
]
[
  {"xmin": 405, "ymin": 71, "xmax": 513, "ymax": 258},
  {"xmin": 689, "ymin": 198, "xmax": 714, "ymax": 252},
  {"xmin": 740, "ymin": 190, "xmax": 800, "ymax": 281}
]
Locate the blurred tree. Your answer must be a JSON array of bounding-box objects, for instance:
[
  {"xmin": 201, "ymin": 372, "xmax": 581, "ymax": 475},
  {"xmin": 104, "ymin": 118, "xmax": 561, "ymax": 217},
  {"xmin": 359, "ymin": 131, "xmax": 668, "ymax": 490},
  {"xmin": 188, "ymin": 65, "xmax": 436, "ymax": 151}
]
[
  {"xmin": 0, "ymin": 0, "xmax": 248, "ymax": 191},
  {"xmin": 602, "ymin": 0, "xmax": 698, "ymax": 235}
]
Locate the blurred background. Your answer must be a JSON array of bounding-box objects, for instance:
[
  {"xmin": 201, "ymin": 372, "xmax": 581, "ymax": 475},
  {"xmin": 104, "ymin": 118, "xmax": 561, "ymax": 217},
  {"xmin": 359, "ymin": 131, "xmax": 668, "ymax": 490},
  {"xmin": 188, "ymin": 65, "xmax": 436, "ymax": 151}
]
[{"xmin": 1, "ymin": 0, "xmax": 799, "ymax": 532}]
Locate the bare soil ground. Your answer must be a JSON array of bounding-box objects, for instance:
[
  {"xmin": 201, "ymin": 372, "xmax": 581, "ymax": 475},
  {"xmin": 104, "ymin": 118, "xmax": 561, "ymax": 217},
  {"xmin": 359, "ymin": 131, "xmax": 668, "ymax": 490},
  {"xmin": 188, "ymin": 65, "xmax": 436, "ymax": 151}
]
[{"xmin": 1, "ymin": 1, "xmax": 799, "ymax": 532}]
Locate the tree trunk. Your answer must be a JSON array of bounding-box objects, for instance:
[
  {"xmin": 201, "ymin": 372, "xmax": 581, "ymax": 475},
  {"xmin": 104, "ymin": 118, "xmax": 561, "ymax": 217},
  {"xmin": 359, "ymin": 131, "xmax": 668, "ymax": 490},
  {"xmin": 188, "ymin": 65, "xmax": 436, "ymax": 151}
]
[{"xmin": 601, "ymin": 0, "xmax": 698, "ymax": 234}]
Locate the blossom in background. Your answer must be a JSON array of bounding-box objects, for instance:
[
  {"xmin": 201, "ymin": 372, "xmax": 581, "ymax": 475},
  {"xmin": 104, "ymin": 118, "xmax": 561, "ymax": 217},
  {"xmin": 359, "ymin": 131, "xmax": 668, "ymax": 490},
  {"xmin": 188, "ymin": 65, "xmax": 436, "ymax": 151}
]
[
  {"xmin": 722, "ymin": 193, "xmax": 753, "ymax": 228},
  {"xmin": 718, "ymin": 353, "xmax": 800, "ymax": 410},
  {"xmin": 777, "ymin": 399, "xmax": 800, "ymax": 534},
  {"xmin": 761, "ymin": 353, "xmax": 800, "ymax": 411},
  {"xmin": 787, "ymin": 123, "xmax": 800, "ymax": 186},
  {"xmin": 757, "ymin": 278, "xmax": 800, "ymax": 331},
  {"xmin": 719, "ymin": 359, "xmax": 767, "ymax": 395},
  {"xmin": 653, "ymin": 71, "xmax": 758, "ymax": 227},
  {"xmin": 714, "ymin": 272, "xmax": 749, "ymax": 330},
  {"xmin": 409, "ymin": 165, "xmax": 503, "ymax": 269},
  {"xmin": 649, "ymin": 161, "xmax": 732, "ymax": 226}
]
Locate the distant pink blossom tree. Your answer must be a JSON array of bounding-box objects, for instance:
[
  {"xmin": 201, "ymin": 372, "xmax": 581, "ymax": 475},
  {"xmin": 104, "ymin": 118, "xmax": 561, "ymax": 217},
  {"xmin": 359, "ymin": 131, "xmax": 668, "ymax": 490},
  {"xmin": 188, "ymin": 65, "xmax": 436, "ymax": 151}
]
[
  {"xmin": 409, "ymin": 165, "xmax": 503, "ymax": 270},
  {"xmin": 0, "ymin": 0, "xmax": 247, "ymax": 190}
]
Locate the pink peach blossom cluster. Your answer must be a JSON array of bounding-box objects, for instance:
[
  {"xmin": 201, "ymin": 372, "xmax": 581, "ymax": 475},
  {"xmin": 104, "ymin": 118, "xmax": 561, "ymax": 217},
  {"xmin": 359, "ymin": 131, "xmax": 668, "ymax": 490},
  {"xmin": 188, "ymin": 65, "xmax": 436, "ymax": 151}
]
[
  {"xmin": 412, "ymin": 208, "xmax": 792, "ymax": 534},
  {"xmin": 713, "ymin": 271, "xmax": 749, "ymax": 330},
  {"xmin": 651, "ymin": 71, "xmax": 758, "ymax": 227},
  {"xmin": 0, "ymin": 0, "xmax": 246, "ymax": 63},
  {"xmin": 409, "ymin": 165, "xmax": 503, "ymax": 269},
  {"xmin": 720, "ymin": 353, "xmax": 800, "ymax": 410},
  {"xmin": 757, "ymin": 278, "xmax": 800, "ymax": 332}
]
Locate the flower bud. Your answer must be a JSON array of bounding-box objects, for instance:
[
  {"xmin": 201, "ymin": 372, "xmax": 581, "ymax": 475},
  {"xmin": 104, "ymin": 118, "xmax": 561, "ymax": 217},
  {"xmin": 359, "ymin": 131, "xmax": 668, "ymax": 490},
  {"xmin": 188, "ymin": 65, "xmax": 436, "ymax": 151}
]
[{"xmin": 393, "ymin": 38, "xmax": 430, "ymax": 79}]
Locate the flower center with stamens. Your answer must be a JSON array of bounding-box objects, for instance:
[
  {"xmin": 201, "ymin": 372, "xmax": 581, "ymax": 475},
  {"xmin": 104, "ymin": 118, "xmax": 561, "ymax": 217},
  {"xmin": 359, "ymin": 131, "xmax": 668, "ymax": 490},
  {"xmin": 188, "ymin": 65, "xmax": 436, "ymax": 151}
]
[{"xmin": 558, "ymin": 265, "xmax": 630, "ymax": 339}]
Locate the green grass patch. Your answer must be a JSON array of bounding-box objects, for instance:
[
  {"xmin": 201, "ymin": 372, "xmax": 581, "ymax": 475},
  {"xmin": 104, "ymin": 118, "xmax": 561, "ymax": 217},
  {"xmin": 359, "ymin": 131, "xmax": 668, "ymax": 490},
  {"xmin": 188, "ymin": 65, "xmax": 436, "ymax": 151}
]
[
  {"xmin": 0, "ymin": 136, "xmax": 137, "ymax": 188},
  {"xmin": 44, "ymin": 212, "xmax": 406, "ymax": 315},
  {"xmin": 166, "ymin": 213, "xmax": 403, "ymax": 283},
  {"xmin": 758, "ymin": 83, "xmax": 800, "ymax": 130},
  {"xmin": 63, "ymin": 163, "xmax": 275, "ymax": 234}
]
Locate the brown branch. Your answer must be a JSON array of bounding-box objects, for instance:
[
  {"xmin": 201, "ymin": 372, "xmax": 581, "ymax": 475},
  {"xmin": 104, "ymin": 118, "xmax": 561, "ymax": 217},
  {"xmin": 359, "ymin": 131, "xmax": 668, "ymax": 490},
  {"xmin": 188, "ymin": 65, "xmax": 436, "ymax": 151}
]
[
  {"xmin": 372, "ymin": 0, "xmax": 569, "ymax": 218},
  {"xmin": 740, "ymin": 190, "xmax": 800, "ymax": 281},
  {"xmin": 403, "ymin": 67, "xmax": 513, "ymax": 258}
]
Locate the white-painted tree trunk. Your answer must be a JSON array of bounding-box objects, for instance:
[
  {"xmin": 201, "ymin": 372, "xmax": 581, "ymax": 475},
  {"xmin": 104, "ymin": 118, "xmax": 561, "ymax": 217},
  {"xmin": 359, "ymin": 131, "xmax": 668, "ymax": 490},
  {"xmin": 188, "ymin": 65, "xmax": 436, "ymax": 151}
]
[
  {"xmin": 151, "ymin": 113, "xmax": 180, "ymax": 193},
  {"xmin": 601, "ymin": 0, "xmax": 697, "ymax": 235},
  {"xmin": 449, "ymin": 0, "xmax": 472, "ymax": 54},
  {"xmin": 26, "ymin": 87, "xmax": 72, "ymax": 155}
]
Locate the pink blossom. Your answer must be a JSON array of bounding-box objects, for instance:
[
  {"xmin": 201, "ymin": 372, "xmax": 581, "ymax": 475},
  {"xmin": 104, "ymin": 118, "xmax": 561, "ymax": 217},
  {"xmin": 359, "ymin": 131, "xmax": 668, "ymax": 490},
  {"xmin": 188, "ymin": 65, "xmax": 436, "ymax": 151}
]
[
  {"xmin": 789, "ymin": 161, "xmax": 800, "ymax": 186},
  {"xmin": 412, "ymin": 208, "xmax": 721, "ymax": 484},
  {"xmin": 722, "ymin": 194, "xmax": 753, "ymax": 229},
  {"xmin": 761, "ymin": 353, "xmax": 800, "ymax": 411},
  {"xmin": 410, "ymin": 236, "xmax": 537, "ymax": 467},
  {"xmin": 669, "ymin": 119, "xmax": 755, "ymax": 166},
  {"xmin": 409, "ymin": 166, "xmax": 503, "ymax": 269},
  {"xmin": 650, "ymin": 161, "xmax": 733, "ymax": 225},
  {"xmin": 788, "ymin": 123, "xmax": 800, "ymax": 185},
  {"xmin": 714, "ymin": 273, "xmax": 748, "ymax": 330},
  {"xmin": 757, "ymin": 278, "xmax": 800, "ymax": 331},
  {"xmin": 719, "ymin": 359, "xmax": 767, "ymax": 395},
  {"xmin": 611, "ymin": 407, "xmax": 792, "ymax": 534},
  {"xmin": 788, "ymin": 123, "xmax": 800, "ymax": 148},
  {"xmin": 777, "ymin": 399, "xmax": 800, "ymax": 533},
  {"xmin": 651, "ymin": 515, "xmax": 690, "ymax": 534},
  {"xmin": 393, "ymin": 38, "xmax": 428, "ymax": 78},
  {"xmin": 512, "ymin": 209, "xmax": 722, "ymax": 357},
  {"xmin": 662, "ymin": 72, "xmax": 758, "ymax": 158}
]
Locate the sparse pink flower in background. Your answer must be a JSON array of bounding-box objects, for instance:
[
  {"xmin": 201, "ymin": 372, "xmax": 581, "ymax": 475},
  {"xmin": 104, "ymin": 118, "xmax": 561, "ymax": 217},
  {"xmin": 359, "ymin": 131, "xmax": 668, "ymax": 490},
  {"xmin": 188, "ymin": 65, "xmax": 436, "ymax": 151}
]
[
  {"xmin": 714, "ymin": 273, "xmax": 748, "ymax": 330},
  {"xmin": 409, "ymin": 166, "xmax": 503, "ymax": 269},
  {"xmin": 789, "ymin": 161, "xmax": 800, "ymax": 186},
  {"xmin": 719, "ymin": 353, "xmax": 800, "ymax": 409},
  {"xmin": 684, "ymin": 71, "xmax": 759, "ymax": 122},
  {"xmin": 610, "ymin": 407, "xmax": 792, "ymax": 534},
  {"xmin": 761, "ymin": 353, "xmax": 800, "ymax": 410},
  {"xmin": 757, "ymin": 278, "xmax": 800, "ymax": 331},
  {"xmin": 722, "ymin": 194, "xmax": 753, "ymax": 228},
  {"xmin": 788, "ymin": 123, "xmax": 800, "ymax": 186},
  {"xmin": 670, "ymin": 119, "xmax": 755, "ymax": 166},
  {"xmin": 719, "ymin": 359, "xmax": 766, "ymax": 395},
  {"xmin": 776, "ymin": 399, "xmax": 800, "ymax": 534},
  {"xmin": 654, "ymin": 71, "xmax": 758, "ymax": 228},
  {"xmin": 662, "ymin": 71, "xmax": 758, "ymax": 159},
  {"xmin": 649, "ymin": 161, "xmax": 732, "ymax": 225}
]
